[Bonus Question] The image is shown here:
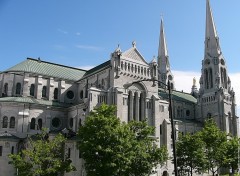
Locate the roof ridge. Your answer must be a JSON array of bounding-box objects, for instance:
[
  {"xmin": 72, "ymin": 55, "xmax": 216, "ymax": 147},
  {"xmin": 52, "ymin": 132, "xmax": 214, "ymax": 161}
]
[{"xmin": 27, "ymin": 58, "xmax": 87, "ymax": 71}]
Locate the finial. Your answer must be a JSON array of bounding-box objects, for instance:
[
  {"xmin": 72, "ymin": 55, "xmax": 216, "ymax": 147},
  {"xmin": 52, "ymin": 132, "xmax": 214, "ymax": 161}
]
[
  {"xmin": 115, "ymin": 44, "xmax": 121, "ymax": 52},
  {"xmin": 132, "ymin": 41, "xmax": 136, "ymax": 48},
  {"xmin": 193, "ymin": 77, "xmax": 196, "ymax": 86}
]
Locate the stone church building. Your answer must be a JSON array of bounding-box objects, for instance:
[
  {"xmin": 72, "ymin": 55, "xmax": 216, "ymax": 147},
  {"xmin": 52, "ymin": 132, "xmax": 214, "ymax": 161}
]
[{"xmin": 0, "ymin": 0, "xmax": 238, "ymax": 175}]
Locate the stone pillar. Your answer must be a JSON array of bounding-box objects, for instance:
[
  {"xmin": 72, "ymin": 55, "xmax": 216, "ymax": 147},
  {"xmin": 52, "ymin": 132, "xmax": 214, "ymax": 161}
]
[
  {"xmin": 48, "ymin": 78, "xmax": 54, "ymax": 100},
  {"xmin": 23, "ymin": 73, "xmax": 30, "ymax": 97},
  {"xmin": 36, "ymin": 75, "xmax": 43, "ymax": 99},
  {"xmin": 135, "ymin": 92, "xmax": 139, "ymax": 121},
  {"xmin": 128, "ymin": 91, "xmax": 133, "ymax": 121}
]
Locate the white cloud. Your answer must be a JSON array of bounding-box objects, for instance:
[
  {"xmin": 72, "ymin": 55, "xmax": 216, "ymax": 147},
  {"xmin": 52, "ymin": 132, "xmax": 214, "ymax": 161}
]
[
  {"xmin": 76, "ymin": 32, "xmax": 81, "ymax": 36},
  {"xmin": 172, "ymin": 70, "xmax": 240, "ymax": 116},
  {"xmin": 76, "ymin": 45, "xmax": 103, "ymax": 51},
  {"xmin": 57, "ymin": 28, "xmax": 68, "ymax": 34}
]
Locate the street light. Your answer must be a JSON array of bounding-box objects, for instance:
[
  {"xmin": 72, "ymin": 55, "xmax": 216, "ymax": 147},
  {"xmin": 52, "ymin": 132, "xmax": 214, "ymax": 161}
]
[{"xmin": 124, "ymin": 78, "xmax": 178, "ymax": 176}]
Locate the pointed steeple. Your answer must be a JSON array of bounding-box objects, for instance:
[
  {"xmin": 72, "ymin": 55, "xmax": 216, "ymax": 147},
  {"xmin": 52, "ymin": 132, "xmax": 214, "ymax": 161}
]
[
  {"xmin": 205, "ymin": 0, "xmax": 221, "ymax": 56},
  {"xmin": 158, "ymin": 17, "xmax": 170, "ymax": 72},
  {"xmin": 158, "ymin": 17, "xmax": 168, "ymax": 60},
  {"xmin": 157, "ymin": 17, "xmax": 175, "ymax": 89}
]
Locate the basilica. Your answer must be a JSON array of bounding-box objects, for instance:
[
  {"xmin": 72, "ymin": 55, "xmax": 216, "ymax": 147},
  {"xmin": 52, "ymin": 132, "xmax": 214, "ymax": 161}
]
[{"xmin": 0, "ymin": 0, "xmax": 238, "ymax": 175}]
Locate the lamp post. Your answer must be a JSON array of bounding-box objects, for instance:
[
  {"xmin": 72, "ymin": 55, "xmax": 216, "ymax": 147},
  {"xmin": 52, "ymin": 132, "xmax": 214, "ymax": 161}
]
[{"xmin": 124, "ymin": 78, "xmax": 178, "ymax": 176}]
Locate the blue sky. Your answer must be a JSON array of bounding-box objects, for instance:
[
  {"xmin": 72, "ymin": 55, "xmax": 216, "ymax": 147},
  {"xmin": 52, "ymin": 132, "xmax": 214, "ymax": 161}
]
[{"xmin": 0, "ymin": 0, "xmax": 240, "ymax": 113}]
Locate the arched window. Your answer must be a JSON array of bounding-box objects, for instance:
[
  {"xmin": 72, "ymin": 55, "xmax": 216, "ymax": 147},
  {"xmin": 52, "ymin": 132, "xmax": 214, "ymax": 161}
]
[
  {"xmin": 38, "ymin": 119, "xmax": 42, "ymax": 130},
  {"xmin": 2, "ymin": 116, "xmax": 8, "ymax": 128},
  {"xmin": 16, "ymin": 83, "xmax": 21, "ymax": 95},
  {"xmin": 54, "ymin": 88, "xmax": 58, "ymax": 100},
  {"xmin": 42, "ymin": 86, "xmax": 47, "ymax": 98},
  {"xmin": 3, "ymin": 83, "xmax": 8, "ymax": 96},
  {"xmin": 79, "ymin": 118, "xmax": 82, "ymax": 127},
  {"xmin": 209, "ymin": 68, "xmax": 213, "ymax": 88},
  {"xmin": 207, "ymin": 113, "xmax": 212, "ymax": 119},
  {"xmin": 69, "ymin": 118, "xmax": 73, "ymax": 128},
  {"xmin": 30, "ymin": 118, "xmax": 36, "ymax": 130},
  {"xmin": 30, "ymin": 84, "xmax": 35, "ymax": 96},
  {"xmin": 177, "ymin": 107, "xmax": 180, "ymax": 118},
  {"xmin": 205, "ymin": 69, "xmax": 209, "ymax": 89},
  {"xmin": 10, "ymin": 117, "xmax": 15, "ymax": 128}
]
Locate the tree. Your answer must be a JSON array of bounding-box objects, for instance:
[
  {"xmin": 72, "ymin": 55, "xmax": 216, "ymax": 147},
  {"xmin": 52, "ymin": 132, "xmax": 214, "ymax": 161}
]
[
  {"xmin": 199, "ymin": 119, "xmax": 228, "ymax": 176},
  {"xmin": 9, "ymin": 129, "xmax": 76, "ymax": 176},
  {"xmin": 126, "ymin": 120, "xmax": 168, "ymax": 176},
  {"xmin": 224, "ymin": 136, "xmax": 240, "ymax": 175},
  {"xmin": 77, "ymin": 104, "xmax": 168, "ymax": 176},
  {"xmin": 176, "ymin": 132, "xmax": 206, "ymax": 176}
]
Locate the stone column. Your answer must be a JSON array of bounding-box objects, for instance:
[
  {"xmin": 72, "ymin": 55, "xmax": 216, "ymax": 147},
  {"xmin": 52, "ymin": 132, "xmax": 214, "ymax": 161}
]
[{"xmin": 135, "ymin": 92, "xmax": 139, "ymax": 121}]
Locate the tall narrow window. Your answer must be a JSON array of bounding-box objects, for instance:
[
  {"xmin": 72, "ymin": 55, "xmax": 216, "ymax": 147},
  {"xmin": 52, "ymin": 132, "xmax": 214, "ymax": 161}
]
[
  {"xmin": 16, "ymin": 83, "xmax": 21, "ymax": 95},
  {"xmin": 10, "ymin": 117, "xmax": 15, "ymax": 128},
  {"xmin": 224, "ymin": 69, "xmax": 227, "ymax": 89},
  {"xmin": 38, "ymin": 119, "xmax": 42, "ymax": 130},
  {"xmin": 79, "ymin": 118, "xmax": 82, "ymax": 127},
  {"xmin": 11, "ymin": 146, "xmax": 14, "ymax": 154},
  {"xmin": 42, "ymin": 86, "xmax": 47, "ymax": 98},
  {"xmin": 160, "ymin": 125, "xmax": 162, "ymax": 135},
  {"xmin": 30, "ymin": 84, "xmax": 35, "ymax": 96},
  {"xmin": 69, "ymin": 118, "xmax": 73, "ymax": 128},
  {"xmin": 30, "ymin": 118, "xmax": 36, "ymax": 130},
  {"xmin": 209, "ymin": 68, "xmax": 213, "ymax": 88},
  {"xmin": 2, "ymin": 116, "xmax": 8, "ymax": 128},
  {"xmin": 0, "ymin": 146, "xmax": 2, "ymax": 156},
  {"xmin": 68, "ymin": 148, "xmax": 71, "ymax": 158},
  {"xmin": 205, "ymin": 69, "xmax": 209, "ymax": 89},
  {"xmin": 54, "ymin": 88, "xmax": 58, "ymax": 100},
  {"xmin": 3, "ymin": 83, "xmax": 8, "ymax": 96}
]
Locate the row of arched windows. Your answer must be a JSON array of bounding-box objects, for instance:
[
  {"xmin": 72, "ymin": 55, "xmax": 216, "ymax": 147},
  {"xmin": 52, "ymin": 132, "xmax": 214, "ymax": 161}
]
[
  {"xmin": 2, "ymin": 116, "xmax": 15, "ymax": 128},
  {"xmin": 2, "ymin": 82, "xmax": 59, "ymax": 100},
  {"xmin": 121, "ymin": 61, "xmax": 150, "ymax": 76}
]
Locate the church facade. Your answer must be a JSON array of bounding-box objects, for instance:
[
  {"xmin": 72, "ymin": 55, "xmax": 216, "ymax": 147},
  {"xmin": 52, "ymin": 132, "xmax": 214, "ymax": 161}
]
[{"xmin": 0, "ymin": 0, "xmax": 238, "ymax": 175}]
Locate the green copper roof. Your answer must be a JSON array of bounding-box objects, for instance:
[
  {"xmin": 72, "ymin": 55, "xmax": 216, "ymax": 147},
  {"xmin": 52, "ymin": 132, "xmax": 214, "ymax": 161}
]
[
  {"xmin": 0, "ymin": 97, "xmax": 71, "ymax": 108},
  {"xmin": 0, "ymin": 132, "xmax": 20, "ymax": 139},
  {"xmin": 5, "ymin": 58, "xmax": 86, "ymax": 81},
  {"xmin": 159, "ymin": 88, "xmax": 197, "ymax": 104}
]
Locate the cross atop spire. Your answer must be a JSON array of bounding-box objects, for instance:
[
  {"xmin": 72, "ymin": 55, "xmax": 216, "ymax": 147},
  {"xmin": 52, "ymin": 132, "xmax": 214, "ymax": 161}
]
[{"xmin": 205, "ymin": 0, "xmax": 221, "ymax": 56}]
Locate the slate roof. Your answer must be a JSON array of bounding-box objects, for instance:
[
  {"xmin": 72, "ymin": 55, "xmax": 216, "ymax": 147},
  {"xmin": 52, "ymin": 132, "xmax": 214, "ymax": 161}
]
[
  {"xmin": 122, "ymin": 47, "xmax": 148, "ymax": 64},
  {"xmin": 159, "ymin": 88, "xmax": 197, "ymax": 104},
  {"xmin": 5, "ymin": 58, "xmax": 86, "ymax": 81},
  {"xmin": 0, "ymin": 97, "xmax": 71, "ymax": 108}
]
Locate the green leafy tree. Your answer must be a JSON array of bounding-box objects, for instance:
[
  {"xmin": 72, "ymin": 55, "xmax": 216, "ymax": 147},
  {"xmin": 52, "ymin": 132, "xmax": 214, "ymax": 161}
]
[
  {"xmin": 224, "ymin": 136, "xmax": 240, "ymax": 175},
  {"xmin": 127, "ymin": 120, "xmax": 168, "ymax": 176},
  {"xmin": 9, "ymin": 129, "xmax": 76, "ymax": 176},
  {"xmin": 77, "ymin": 104, "xmax": 168, "ymax": 176},
  {"xmin": 176, "ymin": 132, "xmax": 206, "ymax": 176},
  {"xmin": 199, "ymin": 119, "xmax": 228, "ymax": 176}
]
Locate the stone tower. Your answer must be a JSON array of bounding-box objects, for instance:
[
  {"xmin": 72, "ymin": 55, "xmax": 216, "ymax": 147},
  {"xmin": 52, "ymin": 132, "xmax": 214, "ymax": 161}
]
[
  {"xmin": 198, "ymin": 0, "xmax": 239, "ymax": 136},
  {"xmin": 158, "ymin": 17, "xmax": 175, "ymax": 90}
]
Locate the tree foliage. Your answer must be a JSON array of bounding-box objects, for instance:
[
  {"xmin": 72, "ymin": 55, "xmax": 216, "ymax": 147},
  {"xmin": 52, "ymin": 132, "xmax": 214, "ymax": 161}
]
[
  {"xmin": 9, "ymin": 129, "xmax": 76, "ymax": 176},
  {"xmin": 176, "ymin": 119, "xmax": 240, "ymax": 176},
  {"xmin": 77, "ymin": 104, "xmax": 168, "ymax": 176},
  {"xmin": 176, "ymin": 132, "xmax": 206, "ymax": 176},
  {"xmin": 199, "ymin": 119, "xmax": 228, "ymax": 176}
]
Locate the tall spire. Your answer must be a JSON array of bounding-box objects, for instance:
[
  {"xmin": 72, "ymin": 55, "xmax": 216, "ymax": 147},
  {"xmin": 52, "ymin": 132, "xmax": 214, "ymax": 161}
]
[
  {"xmin": 205, "ymin": 0, "xmax": 221, "ymax": 56},
  {"xmin": 158, "ymin": 17, "xmax": 168, "ymax": 59},
  {"xmin": 157, "ymin": 17, "xmax": 175, "ymax": 89}
]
